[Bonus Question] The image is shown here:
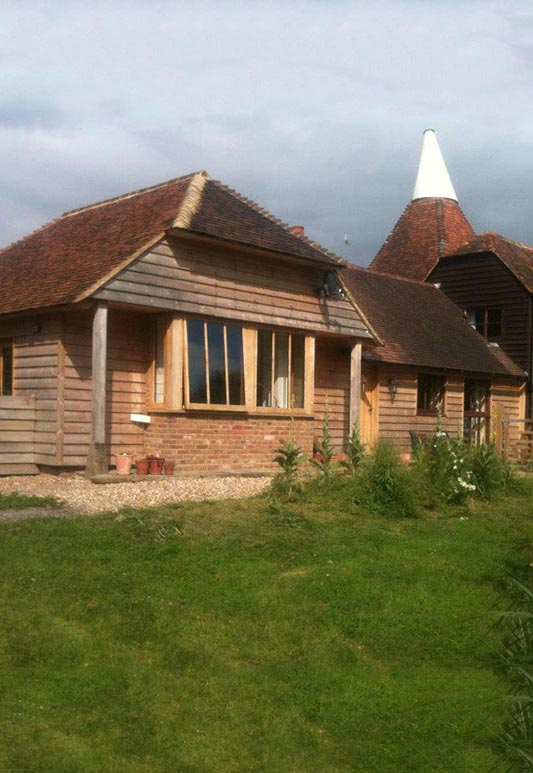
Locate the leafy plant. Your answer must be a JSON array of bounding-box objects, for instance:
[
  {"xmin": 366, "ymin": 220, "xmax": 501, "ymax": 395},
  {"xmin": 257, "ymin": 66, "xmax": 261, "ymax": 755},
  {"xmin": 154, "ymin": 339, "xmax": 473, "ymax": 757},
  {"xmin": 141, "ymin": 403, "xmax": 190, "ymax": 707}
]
[
  {"xmin": 357, "ymin": 439, "xmax": 418, "ymax": 519},
  {"xmin": 341, "ymin": 423, "xmax": 366, "ymax": 475},
  {"xmin": 469, "ymin": 442, "xmax": 516, "ymax": 499},
  {"xmin": 310, "ymin": 403, "xmax": 338, "ymax": 479},
  {"xmin": 272, "ymin": 439, "xmax": 306, "ymax": 495}
]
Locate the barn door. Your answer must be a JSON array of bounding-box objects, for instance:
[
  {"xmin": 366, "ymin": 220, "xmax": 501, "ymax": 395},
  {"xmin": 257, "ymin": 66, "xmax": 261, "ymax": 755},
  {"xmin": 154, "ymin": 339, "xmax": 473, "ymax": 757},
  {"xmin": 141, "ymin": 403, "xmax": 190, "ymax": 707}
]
[{"xmin": 361, "ymin": 364, "xmax": 379, "ymax": 447}]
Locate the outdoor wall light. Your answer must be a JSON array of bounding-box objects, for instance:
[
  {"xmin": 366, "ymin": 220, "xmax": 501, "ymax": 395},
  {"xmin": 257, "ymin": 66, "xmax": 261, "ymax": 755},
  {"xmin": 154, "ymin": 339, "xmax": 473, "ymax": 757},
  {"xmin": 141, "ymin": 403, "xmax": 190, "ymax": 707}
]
[{"xmin": 388, "ymin": 378, "xmax": 398, "ymax": 402}]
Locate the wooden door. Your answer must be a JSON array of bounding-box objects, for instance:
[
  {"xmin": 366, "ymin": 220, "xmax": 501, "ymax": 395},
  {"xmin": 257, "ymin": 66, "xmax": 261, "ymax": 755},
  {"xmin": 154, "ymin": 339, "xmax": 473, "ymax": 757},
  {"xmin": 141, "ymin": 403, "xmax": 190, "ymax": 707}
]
[{"xmin": 361, "ymin": 364, "xmax": 379, "ymax": 447}]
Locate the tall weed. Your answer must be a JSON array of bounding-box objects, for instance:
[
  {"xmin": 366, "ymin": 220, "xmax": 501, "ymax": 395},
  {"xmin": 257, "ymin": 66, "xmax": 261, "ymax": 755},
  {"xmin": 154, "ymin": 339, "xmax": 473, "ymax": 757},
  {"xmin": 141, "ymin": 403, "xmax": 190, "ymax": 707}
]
[{"xmin": 357, "ymin": 440, "xmax": 418, "ymax": 519}]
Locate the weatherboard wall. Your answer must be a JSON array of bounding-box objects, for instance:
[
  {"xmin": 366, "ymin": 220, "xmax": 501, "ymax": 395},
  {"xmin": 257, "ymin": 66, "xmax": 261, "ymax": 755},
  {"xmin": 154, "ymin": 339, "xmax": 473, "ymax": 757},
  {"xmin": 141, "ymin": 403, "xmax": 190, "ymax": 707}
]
[{"xmin": 93, "ymin": 235, "xmax": 370, "ymax": 339}]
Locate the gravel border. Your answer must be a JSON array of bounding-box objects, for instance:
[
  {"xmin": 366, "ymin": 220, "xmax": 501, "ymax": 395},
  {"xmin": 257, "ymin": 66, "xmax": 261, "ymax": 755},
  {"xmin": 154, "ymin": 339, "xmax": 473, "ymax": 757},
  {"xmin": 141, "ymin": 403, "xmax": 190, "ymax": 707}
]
[{"xmin": 0, "ymin": 473, "xmax": 272, "ymax": 517}]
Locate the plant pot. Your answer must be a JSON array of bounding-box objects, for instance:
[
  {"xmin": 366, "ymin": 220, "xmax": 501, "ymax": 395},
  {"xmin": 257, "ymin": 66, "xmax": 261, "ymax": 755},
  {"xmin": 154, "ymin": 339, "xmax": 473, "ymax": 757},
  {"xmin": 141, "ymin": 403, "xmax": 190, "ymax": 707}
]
[
  {"xmin": 135, "ymin": 457, "xmax": 149, "ymax": 476},
  {"xmin": 115, "ymin": 454, "xmax": 133, "ymax": 476},
  {"xmin": 164, "ymin": 461, "xmax": 175, "ymax": 476},
  {"xmin": 148, "ymin": 456, "xmax": 165, "ymax": 475}
]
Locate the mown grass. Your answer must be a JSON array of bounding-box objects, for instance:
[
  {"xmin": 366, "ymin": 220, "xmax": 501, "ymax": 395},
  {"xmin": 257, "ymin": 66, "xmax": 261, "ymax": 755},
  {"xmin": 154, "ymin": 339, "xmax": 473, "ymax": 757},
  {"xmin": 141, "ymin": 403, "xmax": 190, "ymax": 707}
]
[
  {"xmin": 0, "ymin": 491, "xmax": 60, "ymax": 510},
  {"xmin": 0, "ymin": 479, "xmax": 532, "ymax": 772}
]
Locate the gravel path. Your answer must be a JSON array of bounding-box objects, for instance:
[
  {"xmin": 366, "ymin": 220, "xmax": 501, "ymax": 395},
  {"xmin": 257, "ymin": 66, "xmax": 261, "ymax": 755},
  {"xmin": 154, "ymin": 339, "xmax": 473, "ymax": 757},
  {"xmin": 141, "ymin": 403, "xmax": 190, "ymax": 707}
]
[{"xmin": 0, "ymin": 474, "xmax": 271, "ymax": 516}]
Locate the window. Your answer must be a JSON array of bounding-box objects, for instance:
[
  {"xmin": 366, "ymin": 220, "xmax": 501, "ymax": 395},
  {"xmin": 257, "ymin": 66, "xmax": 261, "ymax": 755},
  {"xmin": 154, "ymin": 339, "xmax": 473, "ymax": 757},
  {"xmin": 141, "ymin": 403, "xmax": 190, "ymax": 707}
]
[
  {"xmin": 466, "ymin": 307, "xmax": 502, "ymax": 340},
  {"xmin": 464, "ymin": 379, "xmax": 490, "ymax": 446},
  {"xmin": 153, "ymin": 317, "xmax": 167, "ymax": 404},
  {"xmin": 256, "ymin": 329, "xmax": 305, "ymax": 409},
  {"xmin": 185, "ymin": 319, "xmax": 244, "ymax": 407},
  {"xmin": 417, "ymin": 374, "xmax": 445, "ymax": 415},
  {"xmin": 0, "ymin": 340, "xmax": 13, "ymax": 396}
]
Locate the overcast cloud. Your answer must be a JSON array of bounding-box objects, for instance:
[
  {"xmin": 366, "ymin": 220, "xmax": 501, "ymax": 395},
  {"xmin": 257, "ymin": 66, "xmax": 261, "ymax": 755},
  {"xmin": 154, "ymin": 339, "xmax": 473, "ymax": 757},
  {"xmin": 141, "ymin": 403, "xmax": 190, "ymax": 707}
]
[{"xmin": 1, "ymin": 0, "xmax": 533, "ymax": 264}]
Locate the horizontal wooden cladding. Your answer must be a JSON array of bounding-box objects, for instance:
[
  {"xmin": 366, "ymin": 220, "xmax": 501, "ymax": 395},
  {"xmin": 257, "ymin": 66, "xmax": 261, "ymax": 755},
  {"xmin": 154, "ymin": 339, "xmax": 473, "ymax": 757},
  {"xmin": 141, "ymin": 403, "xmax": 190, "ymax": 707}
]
[
  {"xmin": 94, "ymin": 237, "xmax": 370, "ymax": 338},
  {"xmin": 62, "ymin": 309, "xmax": 150, "ymax": 463},
  {"xmin": 0, "ymin": 396, "xmax": 36, "ymax": 469},
  {"xmin": 315, "ymin": 340, "xmax": 350, "ymax": 449},
  {"xmin": 430, "ymin": 255, "xmax": 531, "ymax": 370}
]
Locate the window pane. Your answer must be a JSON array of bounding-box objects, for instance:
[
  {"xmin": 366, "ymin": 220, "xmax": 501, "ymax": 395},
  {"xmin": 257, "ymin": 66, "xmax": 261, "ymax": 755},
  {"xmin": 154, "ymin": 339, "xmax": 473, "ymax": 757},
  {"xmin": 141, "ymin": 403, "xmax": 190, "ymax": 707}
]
[
  {"xmin": 154, "ymin": 318, "xmax": 165, "ymax": 403},
  {"xmin": 417, "ymin": 375, "xmax": 444, "ymax": 412},
  {"xmin": 487, "ymin": 308, "xmax": 502, "ymax": 339},
  {"xmin": 227, "ymin": 325, "xmax": 244, "ymax": 405},
  {"xmin": 187, "ymin": 320, "xmax": 207, "ymax": 403},
  {"xmin": 290, "ymin": 334, "xmax": 305, "ymax": 408},
  {"xmin": 1, "ymin": 342, "xmax": 12, "ymax": 396},
  {"xmin": 257, "ymin": 329, "xmax": 273, "ymax": 407},
  {"xmin": 274, "ymin": 333, "xmax": 289, "ymax": 408},
  {"xmin": 207, "ymin": 322, "xmax": 226, "ymax": 405}
]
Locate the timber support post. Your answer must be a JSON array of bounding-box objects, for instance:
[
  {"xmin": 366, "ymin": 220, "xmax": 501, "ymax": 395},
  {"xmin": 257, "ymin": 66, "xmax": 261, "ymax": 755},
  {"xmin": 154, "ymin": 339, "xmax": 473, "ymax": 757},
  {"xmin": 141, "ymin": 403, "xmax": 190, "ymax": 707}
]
[
  {"xmin": 349, "ymin": 342, "xmax": 362, "ymax": 433},
  {"xmin": 86, "ymin": 301, "xmax": 109, "ymax": 476}
]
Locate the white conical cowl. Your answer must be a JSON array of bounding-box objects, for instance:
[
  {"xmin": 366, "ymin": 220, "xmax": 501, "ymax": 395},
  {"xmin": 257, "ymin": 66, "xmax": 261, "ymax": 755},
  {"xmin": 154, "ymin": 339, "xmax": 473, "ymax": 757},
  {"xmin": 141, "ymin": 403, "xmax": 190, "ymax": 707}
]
[{"xmin": 412, "ymin": 129, "xmax": 457, "ymax": 201}]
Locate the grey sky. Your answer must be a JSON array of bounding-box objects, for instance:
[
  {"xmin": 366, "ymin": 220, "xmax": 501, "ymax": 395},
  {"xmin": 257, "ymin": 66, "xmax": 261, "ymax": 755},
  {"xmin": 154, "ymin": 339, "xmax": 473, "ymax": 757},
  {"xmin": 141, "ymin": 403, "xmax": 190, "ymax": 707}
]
[{"xmin": 1, "ymin": 1, "xmax": 533, "ymax": 265}]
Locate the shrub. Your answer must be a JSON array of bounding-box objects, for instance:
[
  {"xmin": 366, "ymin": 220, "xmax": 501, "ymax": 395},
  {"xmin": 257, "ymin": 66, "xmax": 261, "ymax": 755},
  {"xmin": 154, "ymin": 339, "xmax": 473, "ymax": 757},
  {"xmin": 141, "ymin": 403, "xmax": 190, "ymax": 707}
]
[
  {"xmin": 357, "ymin": 440, "xmax": 418, "ymax": 519},
  {"xmin": 469, "ymin": 442, "xmax": 516, "ymax": 499}
]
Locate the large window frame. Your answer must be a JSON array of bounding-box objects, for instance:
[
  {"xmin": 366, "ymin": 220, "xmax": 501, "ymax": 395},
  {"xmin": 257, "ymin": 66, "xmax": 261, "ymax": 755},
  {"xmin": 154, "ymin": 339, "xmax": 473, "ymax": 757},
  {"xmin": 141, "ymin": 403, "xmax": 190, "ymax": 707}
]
[
  {"xmin": 149, "ymin": 314, "xmax": 315, "ymax": 416},
  {"xmin": 0, "ymin": 339, "xmax": 13, "ymax": 396}
]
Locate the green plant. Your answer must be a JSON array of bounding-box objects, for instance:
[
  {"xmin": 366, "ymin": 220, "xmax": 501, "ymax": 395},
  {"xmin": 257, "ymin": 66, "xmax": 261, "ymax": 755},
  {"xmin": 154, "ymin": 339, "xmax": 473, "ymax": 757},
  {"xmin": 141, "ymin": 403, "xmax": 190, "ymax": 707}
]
[
  {"xmin": 310, "ymin": 403, "xmax": 338, "ymax": 479},
  {"xmin": 357, "ymin": 439, "xmax": 418, "ymax": 518},
  {"xmin": 469, "ymin": 442, "xmax": 516, "ymax": 499},
  {"xmin": 341, "ymin": 423, "xmax": 366, "ymax": 475},
  {"xmin": 272, "ymin": 439, "xmax": 306, "ymax": 495}
]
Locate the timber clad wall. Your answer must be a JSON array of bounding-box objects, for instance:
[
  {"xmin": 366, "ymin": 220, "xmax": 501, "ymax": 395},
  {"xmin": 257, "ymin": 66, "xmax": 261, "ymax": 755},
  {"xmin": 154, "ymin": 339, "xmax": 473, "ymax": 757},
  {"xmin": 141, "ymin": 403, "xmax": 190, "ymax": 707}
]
[
  {"xmin": 94, "ymin": 236, "xmax": 369, "ymax": 338},
  {"xmin": 62, "ymin": 310, "xmax": 150, "ymax": 466},
  {"xmin": 0, "ymin": 315, "xmax": 60, "ymax": 466},
  {"xmin": 430, "ymin": 255, "xmax": 531, "ymax": 372},
  {"xmin": 0, "ymin": 396, "xmax": 35, "ymax": 472},
  {"xmin": 315, "ymin": 340, "xmax": 350, "ymax": 450}
]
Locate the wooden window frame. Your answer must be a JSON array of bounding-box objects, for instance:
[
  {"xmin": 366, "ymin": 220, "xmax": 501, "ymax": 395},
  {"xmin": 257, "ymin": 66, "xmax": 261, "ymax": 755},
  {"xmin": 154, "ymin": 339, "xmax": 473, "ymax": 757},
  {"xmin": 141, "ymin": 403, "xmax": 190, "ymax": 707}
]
[
  {"xmin": 416, "ymin": 373, "xmax": 446, "ymax": 417},
  {"xmin": 465, "ymin": 307, "xmax": 503, "ymax": 341},
  {"xmin": 463, "ymin": 378, "xmax": 491, "ymax": 446},
  {"xmin": 149, "ymin": 317, "xmax": 315, "ymax": 416},
  {"xmin": 0, "ymin": 339, "xmax": 13, "ymax": 396}
]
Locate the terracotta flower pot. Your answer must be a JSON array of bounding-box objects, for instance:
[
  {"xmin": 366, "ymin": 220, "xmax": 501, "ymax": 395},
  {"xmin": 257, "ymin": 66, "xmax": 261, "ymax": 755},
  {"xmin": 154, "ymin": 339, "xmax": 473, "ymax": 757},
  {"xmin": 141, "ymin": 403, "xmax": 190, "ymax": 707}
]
[
  {"xmin": 115, "ymin": 454, "xmax": 133, "ymax": 476},
  {"xmin": 148, "ymin": 456, "xmax": 165, "ymax": 475},
  {"xmin": 164, "ymin": 461, "xmax": 175, "ymax": 476},
  {"xmin": 135, "ymin": 457, "xmax": 149, "ymax": 476}
]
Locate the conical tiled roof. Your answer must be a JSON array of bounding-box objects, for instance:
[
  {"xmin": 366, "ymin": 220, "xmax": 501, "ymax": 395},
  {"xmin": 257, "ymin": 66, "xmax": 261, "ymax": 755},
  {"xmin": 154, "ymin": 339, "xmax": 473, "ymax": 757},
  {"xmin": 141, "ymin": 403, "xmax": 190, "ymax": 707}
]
[{"xmin": 370, "ymin": 131, "xmax": 474, "ymax": 281}]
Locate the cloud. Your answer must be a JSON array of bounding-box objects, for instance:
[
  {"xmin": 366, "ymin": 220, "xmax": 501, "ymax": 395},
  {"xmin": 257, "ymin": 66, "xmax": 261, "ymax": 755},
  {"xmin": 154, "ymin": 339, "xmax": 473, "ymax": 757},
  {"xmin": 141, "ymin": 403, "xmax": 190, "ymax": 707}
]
[{"xmin": 1, "ymin": 1, "xmax": 533, "ymax": 262}]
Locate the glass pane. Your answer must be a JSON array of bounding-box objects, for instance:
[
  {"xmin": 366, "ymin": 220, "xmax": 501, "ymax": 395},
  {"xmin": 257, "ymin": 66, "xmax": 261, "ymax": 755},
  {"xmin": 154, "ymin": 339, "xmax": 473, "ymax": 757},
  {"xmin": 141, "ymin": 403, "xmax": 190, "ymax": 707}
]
[
  {"xmin": 154, "ymin": 318, "xmax": 165, "ymax": 403},
  {"xmin": 227, "ymin": 325, "xmax": 244, "ymax": 405},
  {"xmin": 187, "ymin": 320, "xmax": 207, "ymax": 403},
  {"xmin": 256, "ymin": 329, "xmax": 273, "ymax": 407},
  {"xmin": 290, "ymin": 335, "xmax": 305, "ymax": 408},
  {"xmin": 487, "ymin": 308, "xmax": 502, "ymax": 339},
  {"xmin": 2, "ymin": 342, "xmax": 12, "ymax": 396},
  {"xmin": 207, "ymin": 322, "xmax": 226, "ymax": 405},
  {"xmin": 274, "ymin": 332, "xmax": 289, "ymax": 408},
  {"xmin": 417, "ymin": 375, "xmax": 444, "ymax": 411}
]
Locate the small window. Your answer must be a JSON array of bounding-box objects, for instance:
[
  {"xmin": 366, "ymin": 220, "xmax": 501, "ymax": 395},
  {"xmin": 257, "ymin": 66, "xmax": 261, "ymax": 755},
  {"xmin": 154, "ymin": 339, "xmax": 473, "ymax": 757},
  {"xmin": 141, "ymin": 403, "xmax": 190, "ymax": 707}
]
[
  {"xmin": 466, "ymin": 307, "xmax": 502, "ymax": 340},
  {"xmin": 256, "ymin": 329, "xmax": 305, "ymax": 409},
  {"xmin": 153, "ymin": 317, "xmax": 167, "ymax": 404},
  {"xmin": 417, "ymin": 374, "xmax": 445, "ymax": 415},
  {"xmin": 186, "ymin": 320, "xmax": 244, "ymax": 407},
  {"xmin": 0, "ymin": 340, "xmax": 13, "ymax": 396}
]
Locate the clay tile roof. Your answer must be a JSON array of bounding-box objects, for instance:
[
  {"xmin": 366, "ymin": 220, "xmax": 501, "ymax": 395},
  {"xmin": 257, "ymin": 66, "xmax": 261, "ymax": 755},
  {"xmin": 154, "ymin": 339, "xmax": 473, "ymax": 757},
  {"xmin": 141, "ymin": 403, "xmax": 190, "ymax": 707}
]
[
  {"xmin": 369, "ymin": 198, "xmax": 475, "ymax": 281},
  {"xmin": 0, "ymin": 172, "xmax": 341, "ymax": 315},
  {"xmin": 342, "ymin": 265, "xmax": 524, "ymax": 378},
  {"xmin": 441, "ymin": 231, "xmax": 533, "ymax": 293}
]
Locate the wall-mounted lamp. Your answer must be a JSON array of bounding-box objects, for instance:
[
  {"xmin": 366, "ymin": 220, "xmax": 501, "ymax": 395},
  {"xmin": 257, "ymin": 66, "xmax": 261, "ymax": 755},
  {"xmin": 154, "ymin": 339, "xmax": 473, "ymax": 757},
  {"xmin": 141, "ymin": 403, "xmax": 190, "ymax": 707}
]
[{"xmin": 388, "ymin": 378, "xmax": 398, "ymax": 402}]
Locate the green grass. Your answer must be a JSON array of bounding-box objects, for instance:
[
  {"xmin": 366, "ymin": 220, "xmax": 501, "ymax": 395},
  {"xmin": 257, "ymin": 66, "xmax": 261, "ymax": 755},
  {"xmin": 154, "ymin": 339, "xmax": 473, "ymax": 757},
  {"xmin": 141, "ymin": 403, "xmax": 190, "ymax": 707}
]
[
  {"xmin": 0, "ymin": 491, "xmax": 60, "ymax": 510},
  {"xmin": 0, "ymin": 481, "xmax": 532, "ymax": 772}
]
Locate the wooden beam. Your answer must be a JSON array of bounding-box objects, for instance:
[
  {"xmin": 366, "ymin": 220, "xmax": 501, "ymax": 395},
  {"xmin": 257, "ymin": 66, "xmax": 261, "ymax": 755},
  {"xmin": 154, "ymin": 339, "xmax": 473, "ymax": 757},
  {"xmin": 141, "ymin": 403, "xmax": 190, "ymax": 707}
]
[
  {"xmin": 86, "ymin": 302, "xmax": 108, "ymax": 475},
  {"xmin": 349, "ymin": 342, "xmax": 362, "ymax": 432}
]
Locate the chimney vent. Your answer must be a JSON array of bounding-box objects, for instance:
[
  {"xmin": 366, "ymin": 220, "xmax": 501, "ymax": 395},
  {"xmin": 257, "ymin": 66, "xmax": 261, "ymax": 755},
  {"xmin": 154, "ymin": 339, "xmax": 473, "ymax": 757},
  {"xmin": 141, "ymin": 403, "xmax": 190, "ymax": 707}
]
[{"xmin": 290, "ymin": 225, "xmax": 305, "ymax": 237}]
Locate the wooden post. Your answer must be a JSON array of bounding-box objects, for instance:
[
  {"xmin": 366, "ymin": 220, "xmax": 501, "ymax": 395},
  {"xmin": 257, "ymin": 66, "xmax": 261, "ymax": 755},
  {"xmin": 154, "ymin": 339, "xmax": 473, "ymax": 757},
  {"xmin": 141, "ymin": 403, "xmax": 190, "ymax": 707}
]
[
  {"xmin": 86, "ymin": 302, "xmax": 108, "ymax": 476},
  {"xmin": 349, "ymin": 342, "xmax": 362, "ymax": 433}
]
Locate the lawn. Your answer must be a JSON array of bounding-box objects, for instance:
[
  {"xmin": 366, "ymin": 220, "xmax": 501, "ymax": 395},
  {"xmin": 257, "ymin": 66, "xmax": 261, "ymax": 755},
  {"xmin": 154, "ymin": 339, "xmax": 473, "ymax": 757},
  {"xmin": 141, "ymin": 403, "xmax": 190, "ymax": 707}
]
[{"xmin": 0, "ymin": 480, "xmax": 532, "ymax": 772}]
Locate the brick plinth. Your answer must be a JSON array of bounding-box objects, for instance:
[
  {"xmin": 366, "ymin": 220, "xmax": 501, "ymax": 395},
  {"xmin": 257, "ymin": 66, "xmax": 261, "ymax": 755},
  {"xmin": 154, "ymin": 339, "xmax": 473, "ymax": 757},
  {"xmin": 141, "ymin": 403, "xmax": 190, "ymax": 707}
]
[{"xmin": 145, "ymin": 413, "xmax": 318, "ymax": 474}]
